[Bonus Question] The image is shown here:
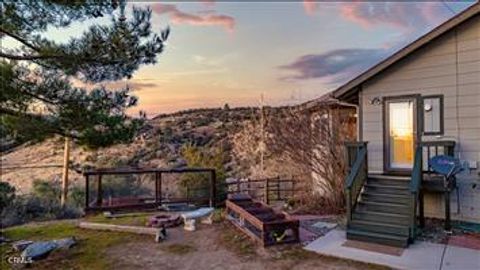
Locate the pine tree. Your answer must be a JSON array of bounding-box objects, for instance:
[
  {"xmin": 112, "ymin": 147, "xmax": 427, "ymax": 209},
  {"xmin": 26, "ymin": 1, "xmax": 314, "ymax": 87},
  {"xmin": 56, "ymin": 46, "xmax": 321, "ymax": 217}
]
[
  {"xmin": 1, "ymin": 0, "xmax": 169, "ymax": 206},
  {"xmin": 0, "ymin": 0, "xmax": 169, "ymax": 148}
]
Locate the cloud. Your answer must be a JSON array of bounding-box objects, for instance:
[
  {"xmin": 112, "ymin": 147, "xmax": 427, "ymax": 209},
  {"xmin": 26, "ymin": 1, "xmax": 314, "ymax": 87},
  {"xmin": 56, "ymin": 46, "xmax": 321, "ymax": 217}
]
[
  {"xmin": 341, "ymin": 2, "xmax": 444, "ymax": 32},
  {"xmin": 150, "ymin": 3, "xmax": 235, "ymax": 32},
  {"xmin": 105, "ymin": 80, "xmax": 159, "ymax": 92},
  {"xmin": 303, "ymin": 1, "xmax": 318, "ymax": 16},
  {"xmin": 303, "ymin": 2, "xmax": 455, "ymax": 33},
  {"xmin": 279, "ymin": 48, "xmax": 387, "ymax": 83},
  {"xmin": 200, "ymin": 0, "xmax": 216, "ymax": 7}
]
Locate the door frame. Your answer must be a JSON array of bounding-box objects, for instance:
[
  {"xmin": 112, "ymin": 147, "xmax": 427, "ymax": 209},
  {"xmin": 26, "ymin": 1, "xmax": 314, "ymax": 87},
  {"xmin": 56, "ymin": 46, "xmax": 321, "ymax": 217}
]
[{"xmin": 382, "ymin": 94, "xmax": 421, "ymax": 174}]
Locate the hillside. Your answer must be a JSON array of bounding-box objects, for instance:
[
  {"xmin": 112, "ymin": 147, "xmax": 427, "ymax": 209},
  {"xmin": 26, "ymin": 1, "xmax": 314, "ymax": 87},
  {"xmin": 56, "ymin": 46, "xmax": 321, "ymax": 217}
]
[{"xmin": 0, "ymin": 107, "xmax": 262, "ymax": 194}]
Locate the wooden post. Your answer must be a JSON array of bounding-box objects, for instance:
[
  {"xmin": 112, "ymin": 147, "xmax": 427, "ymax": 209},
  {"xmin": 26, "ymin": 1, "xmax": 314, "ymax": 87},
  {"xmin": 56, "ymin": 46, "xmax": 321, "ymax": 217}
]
[
  {"xmin": 291, "ymin": 179, "xmax": 295, "ymax": 199},
  {"xmin": 85, "ymin": 174, "xmax": 90, "ymax": 210},
  {"xmin": 159, "ymin": 173, "xmax": 162, "ymax": 204},
  {"xmin": 264, "ymin": 178, "xmax": 269, "ymax": 205},
  {"xmin": 210, "ymin": 170, "xmax": 216, "ymax": 208},
  {"xmin": 277, "ymin": 177, "xmax": 280, "ymax": 201},
  {"xmin": 445, "ymin": 189, "xmax": 451, "ymax": 231},
  {"xmin": 60, "ymin": 136, "xmax": 71, "ymax": 207},
  {"xmin": 346, "ymin": 190, "xmax": 352, "ymax": 224},
  {"xmin": 155, "ymin": 172, "xmax": 160, "ymax": 203},
  {"xmin": 419, "ymin": 190, "xmax": 425, "ymax": 228},
  {"xmin": 364, "ymin": 143, "xmax": 368, "ymax": 178},
  {"xmin": 96, "ymin": 175, "xmax": 103, "ymax": 207}
]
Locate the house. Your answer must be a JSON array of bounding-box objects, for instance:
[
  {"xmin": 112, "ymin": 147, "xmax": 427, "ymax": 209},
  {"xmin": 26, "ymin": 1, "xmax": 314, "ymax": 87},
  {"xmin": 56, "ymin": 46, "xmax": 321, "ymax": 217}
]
[{"xmin": 326, "ymin": 3, "xmax": 479, "ymax": 247}]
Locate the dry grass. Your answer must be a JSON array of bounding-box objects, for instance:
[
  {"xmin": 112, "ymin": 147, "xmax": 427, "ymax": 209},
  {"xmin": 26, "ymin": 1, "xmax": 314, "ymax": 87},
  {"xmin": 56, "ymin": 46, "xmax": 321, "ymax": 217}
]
[
  {"xmin": 0, "ymin": 221, "xmax": 149, "ymax": 270},
  {"xmin": 216, "ymin": 222, "xmax": 257, "ymax": 257}
]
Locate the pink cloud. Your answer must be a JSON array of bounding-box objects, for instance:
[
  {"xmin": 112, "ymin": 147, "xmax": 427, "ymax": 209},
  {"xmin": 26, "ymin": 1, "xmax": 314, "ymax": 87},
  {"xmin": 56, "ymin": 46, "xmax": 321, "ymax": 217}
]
[
  {"xmin": 339, "ymin": 2, "xmax": 442, "ymax": 31},
  {"xmin": 304, "ymin": 2, "xmax": 453, "ymax": 33},
  {"xmin": 151, "ymin": 3, "xmax": 235, "ymax": 33},
  {"xmin": 200, "ymin": 0, "xmax": 216, "ymax": 7},
  {"xmin": 303, "ymin": 1, "xmax": 318, "ymax": 16}
]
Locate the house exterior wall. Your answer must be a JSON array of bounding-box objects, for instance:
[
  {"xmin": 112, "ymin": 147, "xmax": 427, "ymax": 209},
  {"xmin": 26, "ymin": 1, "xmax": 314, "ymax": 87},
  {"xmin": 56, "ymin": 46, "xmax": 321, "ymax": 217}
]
[{"xmin": 360, "ymin": 15, "xmax": 480, "ymax": 222}]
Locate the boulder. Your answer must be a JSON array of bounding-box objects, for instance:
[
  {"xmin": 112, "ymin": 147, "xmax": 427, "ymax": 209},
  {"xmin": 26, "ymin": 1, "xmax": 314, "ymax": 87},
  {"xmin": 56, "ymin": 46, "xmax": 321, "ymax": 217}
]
[
  {"xmin": 21, "ymin": 241, "xmax": 57, "ymax": 260},
  {"xmin": 54, "ymin": 237, "xmax": 76, "ymax": 249},
  {"xmin": 12, "ymin": 240, "xmax": 33, "ymax": 251}
]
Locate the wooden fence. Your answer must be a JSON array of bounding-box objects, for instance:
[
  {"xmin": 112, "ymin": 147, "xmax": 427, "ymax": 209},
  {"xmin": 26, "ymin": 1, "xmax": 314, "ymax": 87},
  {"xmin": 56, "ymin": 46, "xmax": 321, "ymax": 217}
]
[{"xmin": 224, "ymin": 177, "xmax": 299, "ymax": 205}]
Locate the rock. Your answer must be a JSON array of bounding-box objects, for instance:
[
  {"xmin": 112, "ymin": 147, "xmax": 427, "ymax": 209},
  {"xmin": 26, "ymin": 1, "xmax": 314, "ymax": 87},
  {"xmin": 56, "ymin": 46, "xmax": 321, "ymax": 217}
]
[
  {"xmin": 21, "ymin": 241, "xmax": 57, "ymax": 260},
  {"xmin": 0, "ymin": 236, "xmax": 11, "ymax": 244},
  {"xmin": 12, "ymin": 240, "xmax": 34, "ymax": 251},
  {"xmin": 54, "ymin": 237, "xmax": 76, "ymax": 249},
  {"xmin": 19, "ymin": 237, "xmax": 76, "ymax": 261}
]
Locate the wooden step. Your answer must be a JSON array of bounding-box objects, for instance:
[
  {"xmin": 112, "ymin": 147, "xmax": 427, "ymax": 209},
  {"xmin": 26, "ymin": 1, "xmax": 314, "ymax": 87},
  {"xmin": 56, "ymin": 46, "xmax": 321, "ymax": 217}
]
[
  {"xmin": 358, "ymin": 201, "xmax": 409, "ymax": 215},
  {"xmin": 368, "ymin": 174, "xmax": 410, "ymax": 181},
  {"xmin": 353, "ymin": 210, "xmax": 410, "ymax": 225},
  {"xmin": 367, "ymin": 177, "xmax": 410, "ymax": 187},
  {"xmin": 349, "ymin": 220, "xmax": 410, "ymax": 237},
  {"xmin": 347, "ymin": 229, "xmax": 409, "ymax": 248},
  {"xmin": 364, "ymin": 183, "xmax": 410, "ymax": 195},
  {"xmin": 361, "ymin": 192, "xmax": 411, "ymax": 204}
]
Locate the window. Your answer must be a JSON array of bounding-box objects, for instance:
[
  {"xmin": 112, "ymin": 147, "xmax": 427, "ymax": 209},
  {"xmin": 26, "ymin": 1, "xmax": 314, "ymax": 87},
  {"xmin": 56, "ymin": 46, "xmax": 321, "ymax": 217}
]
[{"xmin": 422, "ymin": 95, "xmax": 444, "ymax": 135}]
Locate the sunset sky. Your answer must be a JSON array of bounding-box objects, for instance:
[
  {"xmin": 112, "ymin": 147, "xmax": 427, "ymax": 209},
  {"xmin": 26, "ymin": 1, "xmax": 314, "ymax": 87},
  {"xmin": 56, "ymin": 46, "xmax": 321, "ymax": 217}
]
[{"xmin": 5, "ymin": 1, "xmax": 477, "ymax": 116}]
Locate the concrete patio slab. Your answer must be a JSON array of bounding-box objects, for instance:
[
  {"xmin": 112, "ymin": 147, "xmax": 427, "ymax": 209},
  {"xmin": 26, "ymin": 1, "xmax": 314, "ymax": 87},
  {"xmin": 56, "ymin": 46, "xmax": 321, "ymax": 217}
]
[
  {"xmin": 304, "ymin": 229, "xmax": 480, "ymax": 270},
  {"xmin": 442, "ymin": 245, "xmax": 480, "ymax": 270}
]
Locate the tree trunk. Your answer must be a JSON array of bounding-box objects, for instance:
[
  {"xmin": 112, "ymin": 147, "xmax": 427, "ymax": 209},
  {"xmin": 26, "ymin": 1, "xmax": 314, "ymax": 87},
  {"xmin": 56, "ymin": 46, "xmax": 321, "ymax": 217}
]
[{"xmin": 60, "ymin": 136, "xmax": 71, "ymax": 207}]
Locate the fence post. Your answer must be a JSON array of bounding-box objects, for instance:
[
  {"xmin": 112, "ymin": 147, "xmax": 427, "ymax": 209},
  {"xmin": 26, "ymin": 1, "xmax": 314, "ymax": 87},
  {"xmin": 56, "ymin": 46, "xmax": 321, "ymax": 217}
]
[
  {"xmin": 277, "ymin": 177, "xmax": 281, "ymax": 201},
  {"xmin": 264, "ymin": 178, "xmax": 269, "ymax": 204},
  {"xmin": 155, "ymin": 173, "xmax": 159, "ymax": 203},
  {"xmin": 85, "ymin": 174, "xmax": 90, "ymax": 210},
  {"xmin": 291, "ymin": 178, "xmax": 295, "ymax": 199},
  {"xmin": 96, "ymin": 175, "xmax": 103, "ymax": 207},
  {"xmin": 210, "ymin": 169, "xmax": 216, "ymax": 208}
]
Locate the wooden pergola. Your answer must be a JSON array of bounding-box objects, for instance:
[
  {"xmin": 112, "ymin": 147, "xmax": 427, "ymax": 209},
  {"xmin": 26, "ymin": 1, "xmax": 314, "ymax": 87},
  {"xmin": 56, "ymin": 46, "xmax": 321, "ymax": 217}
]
[{"xmin": 83, "ymin": 167, "xmax": 217, "ymax": 212}]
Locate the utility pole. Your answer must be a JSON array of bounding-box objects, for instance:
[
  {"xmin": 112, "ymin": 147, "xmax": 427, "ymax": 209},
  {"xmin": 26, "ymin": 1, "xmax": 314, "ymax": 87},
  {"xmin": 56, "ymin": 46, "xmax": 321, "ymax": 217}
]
[
  {"xmin": 259, "ymin": 93, "xmax": 265, "ymax": 176},
  {"xmin": 60, "ymin": 136, "xmax": 71, "ymax": 207}
]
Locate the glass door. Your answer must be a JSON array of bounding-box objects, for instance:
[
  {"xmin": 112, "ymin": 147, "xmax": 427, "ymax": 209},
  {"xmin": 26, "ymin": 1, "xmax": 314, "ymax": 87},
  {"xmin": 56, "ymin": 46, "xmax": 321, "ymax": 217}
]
[{"xmin": 385, "ymin": 97, "xmax": 417, "ymax": 172}]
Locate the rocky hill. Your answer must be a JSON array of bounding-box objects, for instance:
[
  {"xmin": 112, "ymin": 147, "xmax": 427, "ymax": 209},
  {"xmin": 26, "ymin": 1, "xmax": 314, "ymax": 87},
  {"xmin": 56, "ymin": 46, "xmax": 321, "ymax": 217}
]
[{"xmin": 1, "ymin": 106, "xmax": 262, "ymax": 194}]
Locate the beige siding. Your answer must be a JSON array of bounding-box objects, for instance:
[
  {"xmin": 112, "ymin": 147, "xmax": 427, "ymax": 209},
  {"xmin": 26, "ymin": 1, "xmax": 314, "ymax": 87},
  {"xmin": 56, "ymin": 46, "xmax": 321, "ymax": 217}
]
[{"xmin": 361, "ymin": 15, "xmax": 480, "ymax": 222}]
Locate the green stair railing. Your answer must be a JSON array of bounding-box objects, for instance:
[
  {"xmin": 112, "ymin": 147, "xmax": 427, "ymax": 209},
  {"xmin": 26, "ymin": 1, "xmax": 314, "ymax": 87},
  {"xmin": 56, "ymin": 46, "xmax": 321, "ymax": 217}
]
[{"xmin": 345, "ymin": 142, "xmax": 368, "ymax": 224}]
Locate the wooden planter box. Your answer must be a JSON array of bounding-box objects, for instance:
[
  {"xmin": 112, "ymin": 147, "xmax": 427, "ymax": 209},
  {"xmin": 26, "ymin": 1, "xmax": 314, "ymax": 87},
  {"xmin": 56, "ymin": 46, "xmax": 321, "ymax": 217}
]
[{"xmin": 226, "ymin": 198, "xmax": 299, "ymax": 246}]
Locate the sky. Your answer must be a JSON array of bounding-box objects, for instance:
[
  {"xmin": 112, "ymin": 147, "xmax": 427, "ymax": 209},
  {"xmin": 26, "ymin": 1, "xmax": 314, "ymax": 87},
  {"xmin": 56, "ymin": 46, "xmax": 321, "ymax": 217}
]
[{"xmin": 4, "ymin": 1, "xmax": 477, "ymax": 116}]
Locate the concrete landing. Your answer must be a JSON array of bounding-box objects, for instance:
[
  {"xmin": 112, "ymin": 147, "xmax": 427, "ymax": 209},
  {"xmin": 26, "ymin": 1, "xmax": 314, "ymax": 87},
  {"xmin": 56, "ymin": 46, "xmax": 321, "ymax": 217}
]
[{"xmin": 304, "ymin": 229, "xmax": 480, "ymax": 270}]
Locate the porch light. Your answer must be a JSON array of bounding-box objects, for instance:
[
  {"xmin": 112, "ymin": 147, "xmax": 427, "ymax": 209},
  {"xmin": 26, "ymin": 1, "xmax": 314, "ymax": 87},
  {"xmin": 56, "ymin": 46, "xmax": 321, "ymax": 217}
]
[{"xmin": 369, "ymin": 96, "xmax": 382, "ymax": 106}]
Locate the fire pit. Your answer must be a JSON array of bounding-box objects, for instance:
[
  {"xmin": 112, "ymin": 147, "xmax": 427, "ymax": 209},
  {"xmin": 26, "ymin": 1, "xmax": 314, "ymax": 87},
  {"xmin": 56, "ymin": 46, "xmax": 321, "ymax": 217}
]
[{"xmin": 147, "ymin": 214, "xmax": 182, "ymax": 228}]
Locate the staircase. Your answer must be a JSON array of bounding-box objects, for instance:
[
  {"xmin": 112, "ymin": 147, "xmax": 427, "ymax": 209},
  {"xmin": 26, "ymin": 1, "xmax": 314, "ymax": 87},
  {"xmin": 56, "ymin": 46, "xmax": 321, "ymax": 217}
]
[{"xmin": 347, "ymin": 175, "xmax": 412, "ymax": 248}]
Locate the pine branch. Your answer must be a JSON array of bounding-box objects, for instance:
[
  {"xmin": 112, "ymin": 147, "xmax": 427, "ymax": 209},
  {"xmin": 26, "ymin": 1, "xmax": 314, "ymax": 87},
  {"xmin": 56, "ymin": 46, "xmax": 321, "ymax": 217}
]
[
  {"xmin": 0, "ymin": 27, "xmax": 40, "ymax": 51},
  {"xmin": 0, "ymin": 107, "xmax": 79, "ymax": 139},
  {"xmin": 0, "ymin": 52, "xmax": 63, "ymax": 61}
]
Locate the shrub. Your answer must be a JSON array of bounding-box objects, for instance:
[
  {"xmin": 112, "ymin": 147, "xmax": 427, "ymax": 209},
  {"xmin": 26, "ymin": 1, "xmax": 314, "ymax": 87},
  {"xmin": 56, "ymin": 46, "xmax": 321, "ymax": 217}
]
[
  {"xmin": 0, "ymin": 180, "xmax": 83, "ymax": 227},
  {"xmin": 179, "ymin": 144, "xmax": 227, "ymax": 201},
  {"xmin": 0, "ymin": 182, "xmax": 15, "ymax": 211}
]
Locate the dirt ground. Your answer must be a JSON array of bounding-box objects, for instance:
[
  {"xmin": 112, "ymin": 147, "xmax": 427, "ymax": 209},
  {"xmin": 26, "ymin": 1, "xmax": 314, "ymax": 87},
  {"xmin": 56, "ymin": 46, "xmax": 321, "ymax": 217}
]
[
  {"xmin": 105, "ymin": 222, "xmax": 384, "ymax": 270},
  {"xmin": 2, "ymin": 217, "xmax": 386, "ymax": 270}
]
